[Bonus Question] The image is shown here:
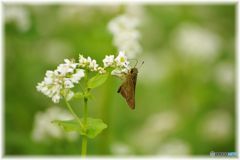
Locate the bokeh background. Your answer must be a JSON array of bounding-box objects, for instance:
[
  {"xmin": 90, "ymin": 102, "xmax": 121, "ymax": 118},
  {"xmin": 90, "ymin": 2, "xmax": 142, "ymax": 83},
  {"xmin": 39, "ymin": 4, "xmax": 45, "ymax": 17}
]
[{"xmin": 4, "ymin": 4, "xmax": 236, "ymax": 156}]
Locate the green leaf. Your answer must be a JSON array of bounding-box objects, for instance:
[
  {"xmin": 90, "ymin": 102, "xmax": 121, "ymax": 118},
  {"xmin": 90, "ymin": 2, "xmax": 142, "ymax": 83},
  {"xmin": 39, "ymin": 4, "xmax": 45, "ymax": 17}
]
[
  {"xmin": 52, "ymin": 118, "xmax": 108, "ymax": 139},
  {"xmin": 87, "ymin": 73, "xmax": 108, "ymax": 89},
  {"xmin": 74, "ymin": 92, "xmax": 84, "ymax": 99},
  {"xmin": 52, "ymin": 119, "xmax": 84, "ymax": 134},
  {"xmin": 84, "ymin": 118, "xmax": 108, "ymax": 139},
  {"xmin": 74, "ymin": 92, "xmax": 93, "ymax": 100}
]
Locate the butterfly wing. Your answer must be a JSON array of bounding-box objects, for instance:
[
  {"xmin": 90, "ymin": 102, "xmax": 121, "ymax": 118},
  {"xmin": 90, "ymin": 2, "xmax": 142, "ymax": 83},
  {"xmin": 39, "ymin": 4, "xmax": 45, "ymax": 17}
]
[{"xmin": 117, "ymin": 70, "xmax": 138, "ymax": 109}]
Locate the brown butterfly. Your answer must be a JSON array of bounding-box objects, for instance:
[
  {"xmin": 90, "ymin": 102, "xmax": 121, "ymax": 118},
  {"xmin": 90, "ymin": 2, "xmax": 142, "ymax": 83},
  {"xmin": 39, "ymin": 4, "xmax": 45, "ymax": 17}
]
[{"xmin": 117, "ymin": 61, "xmax": 143, "ymax": 110}]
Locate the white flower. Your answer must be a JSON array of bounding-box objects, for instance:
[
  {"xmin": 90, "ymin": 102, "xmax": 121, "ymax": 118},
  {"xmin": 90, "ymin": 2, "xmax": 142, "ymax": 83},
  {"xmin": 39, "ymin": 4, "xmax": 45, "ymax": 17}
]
[
  {"xmin": 108, "ymin": 13, "xmax": 142, "ymax": 58},
  {"xmin": 43, "ymin": 70, "xmax": 55, "ymax": 84},
  {"xmin": 198, "ymin": 110, "xmax": 232, "ymax": 142},
  {"xmin": 97, "ymin": 67, "xmax": 106, "ymax": 74},
  {"xmin": 65, "ymin": 90, "xmax": 74, "ymax": 101},
  {"xmin": 111, "ymin": 68, "xmax": 123, "ymax": 77},
  {"xmin": 52, "ymin": 93, "xmax": 61, "ymax": 103},
  {"xmin": 103, "ymin": 55, "xmax": 115, "ymax": 68},
  {"xmin": 36, "ymin": 82, "xmax": 46, "ymax": 93},
  {"xmin": 64, "ymin": 59, "xmax": 78, "ymax": 68},
  {"xmin": 111, "ymin": 142, "xmax": 133, "ymax": 155},
  {"xmin": 5, "ymin": 6, "xmax": 31, "ymax": 32},
  {"xmin": 113, "ymin": 30, "xmax": 140, "ymax": 45},
  {"xmin": 129, "ymin": 111, "xmax": 180, "ymax": 153},
  {"xmin": 56, "ymin": 59, "xmax": 77, "ymax": 76},
  {"xmin": 71, "ymin": 69, "xmax": 85, "ymax": 83},
  {"xmin": 108, "ymin": 14, "xmax": 139, "ymax": 34},
  {"xmin": 115, "ymin": 51, "xmax": 129, "ymax": 67},
  {"xmin": 102, "ymin": 52, "xmax": 130, "ymax": 78},
  {"xmin": 111, "ymin": 68, "xmax": 129, "ymax": 78},
  {"xmin": 88, "ymin": 59, "xmax": 99, "ymax": 71},
  {"xmin": 116, "ymin": 40, "xmax": 142, "ymax": 59},
  {"xmin": 37, "ymin": 59, "xmax": 85, "ymax": 103},
  {"xmin": 79, "ymin": 54, "xmax": 88, "ymax": 67},
  {"xmin": 32, "ymin": 106, "xmax": 78, "ymax": 142},
  {"xmin": 79, "ymin": 54, "xmax": 100, "ymax": 72},
  {"xmin": 156, "ymin": 139, "xmax": 191, "ymax": 155},
  {"xmin": 214, "ymin": 63, "xmax": 234, "ymax": 89},
  {"xmin": 36, "ymin": 70, "xmax": 63, "ymax": 102},
  {"xmin": 111, "ymin": 70, "xmax": 121, "ymax": 78},
  {"xmin": 63, "ymin": 78, "xmax": 74, "ymax": 88},
  {"xmin": 172, "ymin": 23, "xmax": 221, "ymax": 61}
]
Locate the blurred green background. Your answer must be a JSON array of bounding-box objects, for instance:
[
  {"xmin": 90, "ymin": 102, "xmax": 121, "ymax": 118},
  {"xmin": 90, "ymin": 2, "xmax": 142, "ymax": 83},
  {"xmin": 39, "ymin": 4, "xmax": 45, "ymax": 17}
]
[{"xmin": 4, "ymin": 4, "xmax": 236, "ymax": 156}]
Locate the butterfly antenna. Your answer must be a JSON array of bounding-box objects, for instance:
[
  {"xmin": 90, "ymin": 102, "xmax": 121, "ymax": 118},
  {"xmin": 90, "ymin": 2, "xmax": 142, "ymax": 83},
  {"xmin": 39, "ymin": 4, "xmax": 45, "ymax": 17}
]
[
  {"xmin": 134, "ymin": 59, "xmax": 139, "ymax": 68},
  {"xmin": 129, "ymin": 59, "xmax": 138, "ymax": 68},
  {"xmin": 138, "ymin": 61, "xmax": 144, "ymax": 69}
]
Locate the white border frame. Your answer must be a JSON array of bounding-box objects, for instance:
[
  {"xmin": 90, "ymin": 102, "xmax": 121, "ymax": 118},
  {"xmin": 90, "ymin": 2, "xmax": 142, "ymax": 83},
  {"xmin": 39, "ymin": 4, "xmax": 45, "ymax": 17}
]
[{"xmin": 0, "ymin": 0, "xmax": 239, "ymax": 160}]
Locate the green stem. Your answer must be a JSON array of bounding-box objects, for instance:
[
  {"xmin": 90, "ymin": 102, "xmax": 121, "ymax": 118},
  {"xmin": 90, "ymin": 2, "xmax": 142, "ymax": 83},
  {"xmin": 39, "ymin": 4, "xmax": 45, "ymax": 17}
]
[
  {"xmin": 81, "ymin": 135, "xmax": 88, "ymax": 156},
  {"xmin": 81, "ymin": 97, "xmax": 88, "ymax": 157},
  {"xmin": 82, "ymin": 71, "xmax": 89, "ymax": 157},
  {"xmin": 64, "ymin": 98, "xmax": 84, "ymax": 129},
  {"xmin": 83, "ymin": 98, "xmax": 88, "ymax": 124}
]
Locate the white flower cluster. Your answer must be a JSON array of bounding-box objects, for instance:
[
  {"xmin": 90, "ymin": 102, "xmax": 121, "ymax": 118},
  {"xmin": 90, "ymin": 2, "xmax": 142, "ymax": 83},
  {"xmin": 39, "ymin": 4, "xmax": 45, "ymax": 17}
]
[
  {"xmin": 32, "ymin": 106, "xmax": 78, "ymax": 142},
  {"xmin": 37, "ymin": 52, "xmax": 130, "ymax": 103},
  {"xmin": 36, "ymin": 59, "xmax": 85, "ymax": 103},
  {"xmin": 108, "ymin": 13, "xmax": 142, "ymax": 59},
  {"xmin": 5, "ymin": 6, "xmax": 31, "ymax": 32},
  {"xmin": 102, "ymin": 51, "xmax": 130, "ymax": 78},
  {"xmin": 172, "ymin": 23, "xmax": 221, "ymax": 61},
  {"xmin": 79, "ymin": 55, "xmax": 105, "ymax": 73}
]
